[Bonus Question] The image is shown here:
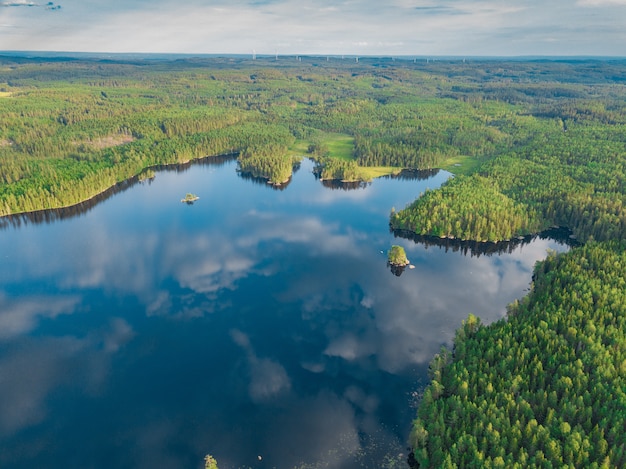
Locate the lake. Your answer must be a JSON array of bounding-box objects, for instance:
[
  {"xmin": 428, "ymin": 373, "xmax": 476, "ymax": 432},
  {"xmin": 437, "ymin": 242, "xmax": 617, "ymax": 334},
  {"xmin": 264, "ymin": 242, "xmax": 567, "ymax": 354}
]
[{"xmin": 0, "ymin": 157, "xmax": 570, "ymax": 469}]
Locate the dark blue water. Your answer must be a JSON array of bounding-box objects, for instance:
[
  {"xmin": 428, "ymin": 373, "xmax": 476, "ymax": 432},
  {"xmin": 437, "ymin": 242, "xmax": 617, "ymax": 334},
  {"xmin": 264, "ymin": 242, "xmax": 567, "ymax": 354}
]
[{"xmin": 0, "ymin": 158, "xmax": 569, "ymax": 469}]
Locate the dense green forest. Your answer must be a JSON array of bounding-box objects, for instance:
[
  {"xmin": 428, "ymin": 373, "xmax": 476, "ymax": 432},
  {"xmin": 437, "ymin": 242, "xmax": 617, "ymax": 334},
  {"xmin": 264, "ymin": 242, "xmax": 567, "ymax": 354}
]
[
  {"xmin": 390, "ymin": 91, "xmax": 626, "ymax": 243},
  {"xmin": 3, "ymin": 55, "xmax": 625, "ymax": 231},
  {"xmin": 0, "ymin": 55, "xmax": 451, "ymax": 214},
  {"xmin": 411, "ymin": 241, "xmax": 626, "ymax": 468},
  {"xmin": 2, "ymin": 54, "xmax": 626, "ymax": 468}
]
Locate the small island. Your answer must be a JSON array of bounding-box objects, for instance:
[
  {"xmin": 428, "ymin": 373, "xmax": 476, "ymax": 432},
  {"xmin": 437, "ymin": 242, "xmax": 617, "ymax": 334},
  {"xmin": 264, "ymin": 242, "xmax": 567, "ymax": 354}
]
[
  {"xmin": 387, "ymin": 245, "xmax": 409, "ymax": 266},
  {"xmin": 387, "ymin": 245, "xmax": 410, "ymax": 276},
  {"xmin": 181, "ymin": 193, "xmax": 199, "ymax": 204}
]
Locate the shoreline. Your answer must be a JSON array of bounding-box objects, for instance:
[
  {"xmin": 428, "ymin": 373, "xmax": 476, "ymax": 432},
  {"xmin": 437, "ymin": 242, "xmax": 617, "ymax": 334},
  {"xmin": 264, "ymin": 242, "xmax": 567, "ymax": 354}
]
[{"xmin": 0, "ymin": 152, "xmax": 238, "ymax": 226}]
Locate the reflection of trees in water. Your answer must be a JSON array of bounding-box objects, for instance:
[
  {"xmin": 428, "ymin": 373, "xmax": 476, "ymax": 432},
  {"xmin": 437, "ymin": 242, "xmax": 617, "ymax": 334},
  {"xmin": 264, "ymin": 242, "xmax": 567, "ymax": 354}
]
[
  {"xmin": 235, "ymin": 160, "xmax": 300, "ymax": 191},
  {"xmin": 317, "ymin": 168, "xmax": 439, "ymax": 191},
  {"xmin": 0, "ymin": 177, "xmax": 138, "ymax": 230},
  {"xmin": 392, "ymin": 226, "xmax": 579, "ymax": 258},
  {"xmin": 236, "ymin": 171, "xmax": 292, "ymax": 191},
  {"xmin": 159, "ymin": 153, "xmax": 237, "ymax": 173},
  {"xmin": 320, "ymin": 179, "xmax": 370, "ymax": 191},
  {"xmin": 0, "ymin": 153, "xmax": 238, "ymax": 230},
  {"xmin": 387, "ymin": 262, "xmax": 407, "ymax": 277},
  {"xmin": 382, "ymin": 168, "xmax": 440, "ymax": 181}
]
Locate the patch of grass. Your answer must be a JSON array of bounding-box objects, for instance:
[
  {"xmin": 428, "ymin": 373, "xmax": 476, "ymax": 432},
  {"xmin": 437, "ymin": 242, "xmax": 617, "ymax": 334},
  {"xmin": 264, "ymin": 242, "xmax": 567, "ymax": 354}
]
[
  {"xmin": 359, "ymin": 166, "xmax": 403, "ymax": 180},
  {"xmin": 440, "ymin": 155, "xmax": 483, "ymax": 176},
  {"xmin": 0, "ymin": 91, "xmax": 12, "ymax": 98},
  {"xmin": 323, "ymin": 133, "xmax": 355, "ymax": 161}
]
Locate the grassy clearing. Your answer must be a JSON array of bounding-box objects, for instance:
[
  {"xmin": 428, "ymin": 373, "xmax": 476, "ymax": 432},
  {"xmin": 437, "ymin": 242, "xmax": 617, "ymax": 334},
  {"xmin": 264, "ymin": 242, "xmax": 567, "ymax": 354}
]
[
  {"xmin": 360, "ymin": 166, "xmax": 403, "ymax": 180},
  {"xmin": 82, "ymin": 134, "xmax": 135, "ymax": 150},
  {"xmin": 294, "ymin": 132, "xmax": 405, "ymax": 180},
  {"xmin": 440, "ymin": 155, "xmax": 483, "ymax": 176},
  {"xmin": 0, "ymin": 91, "xmax": 12, "ymax": 98},
  {"xmin": 323, "ymin": 133, "xmax": 355, "ymax": 160}
]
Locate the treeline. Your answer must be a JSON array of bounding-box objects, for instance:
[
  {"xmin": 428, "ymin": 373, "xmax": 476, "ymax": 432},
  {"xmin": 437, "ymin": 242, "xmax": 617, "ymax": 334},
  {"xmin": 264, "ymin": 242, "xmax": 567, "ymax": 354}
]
[
  {"xmin": 315, "ymin": 157, "xmax": 363, "ymax": 182},
  {"xmin": 2, "ymin": 56, "xmax": 626, "ymax": 229},
  {"xmin": 0, "ymin": 118, "xmax": 297, "ymax": 215},
  {"xmin": 392, "ymin": 98, "xmax": 626, "ymax": 243},
  {"xmin": 391, "ymin": 175, "xmax": 542, "ymax": 242},
  {"xmin": 300, "ymin": 98, "xmax": 513, "ymax": 171},
  {"xmin": 411, "ymin": 241, "xmax": 626, "ymax": 468},
  {"xmin": 238, "ymin": 143, "xmax": 296, "ymax": 184}
]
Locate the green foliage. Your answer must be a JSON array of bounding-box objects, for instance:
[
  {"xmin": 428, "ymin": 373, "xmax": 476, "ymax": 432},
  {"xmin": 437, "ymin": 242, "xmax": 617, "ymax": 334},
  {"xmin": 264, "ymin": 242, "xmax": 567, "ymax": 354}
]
[
  {"xmin": 204, "ymin": 454, "xmax": 219, "ymax": 469},
  {"xmin": 3, "ymin": 56, "xmax": 626, "ymax": 233},
  {"xmin": 388, "ymin": 245, "xmax": 409, "ymax": 266},
  {"xmin": 316, "ymin": 157, "xmax": 364, "ymax": 182},
  {"xmin": 391, "ymin": 175, "xmax": 541, "ymax": 242},
  {"xmin": 4, "ymin": 54, "xmax": 626, "ymax": 469},
  {"xmin": 393, "ymin": 106, "xmax": 626, "ymax": 243},
  {"xmin": 412, "ymin": 241, "xmax": 626, "ymax": 468},
  {"xmin": 181, "ymin": 193, "xmax": 199, "ymax": 203},
  {"xmin": 238, "ymin": 150, "xmax": 295, "ymax": 184}
]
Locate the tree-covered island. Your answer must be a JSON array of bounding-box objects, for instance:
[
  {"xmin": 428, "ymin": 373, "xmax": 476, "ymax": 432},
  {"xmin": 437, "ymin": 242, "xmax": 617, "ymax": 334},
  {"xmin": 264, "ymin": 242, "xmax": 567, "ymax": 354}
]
[
  {"xmin": 387, "ymin": 245, "xmax": 409, "ymax": 266},
  {"xmin": 181, "ymin": 193, "xmax": 199, "ymax": 203},
  {"xmin": 1, "ymin": 54, "xmax": 626, "ymax": 467},
  {"xmin": 387, "ymin": 244, "xmax": 411, "ymax": 276}
]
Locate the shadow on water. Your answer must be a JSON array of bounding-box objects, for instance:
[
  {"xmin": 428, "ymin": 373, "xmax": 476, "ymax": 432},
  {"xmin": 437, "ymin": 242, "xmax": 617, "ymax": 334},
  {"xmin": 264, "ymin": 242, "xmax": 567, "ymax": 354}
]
[
  {"xmin": 315, "ymin": 168, "xmax": 440, "ymax": 191},
  {"xmin": 235, "ymin": 161, "xmax": 301, "ymax": 191},
  {"xmin": 236, "ymin": 171, "xmax": 293, "ymax": 191},
  {"xmin": 0, "ymin": 153, "xmax": 238, "ymax": 230},
  {"xmin": 387, "ymin": 262, "xmax": 408, "ymax": 277},
  {"xmin": 382, "ymin": 168, "xmax": 440, "ymax": 181},
  {"xmin": 392, "ymin": 226, "xmax": 580, "ymax": 258},
  {"xmin": 320, "ymin": 179, "xmax": 370, "ymax": 190}
]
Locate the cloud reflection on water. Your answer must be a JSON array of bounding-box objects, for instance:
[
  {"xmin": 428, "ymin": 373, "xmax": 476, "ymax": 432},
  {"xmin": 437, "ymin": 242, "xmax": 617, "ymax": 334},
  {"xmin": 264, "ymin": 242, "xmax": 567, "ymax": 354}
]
[
  {"xmin": 0, "ymin": 159, "xmax": 570, "ymax": 468},
  {"xmin": 0, "ymin": 318, "xmax": 133, "ymax": 440},
  {"xmin": 6, "ymin": 202, "xmax": 562, "ymax": 375},
  {"xmin": 0, "ymin": 293, "xmax": 80, "ymax": 340}
]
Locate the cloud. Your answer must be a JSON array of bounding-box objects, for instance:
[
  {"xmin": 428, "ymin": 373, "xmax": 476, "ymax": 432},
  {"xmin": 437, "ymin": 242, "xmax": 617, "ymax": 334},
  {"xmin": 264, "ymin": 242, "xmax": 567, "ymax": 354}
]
[
  {"xmin": 103, "ymin": 318, "xmax": 134, "ymax": 353},
  {"xmin": 0, "ymin": 318, "xmax": 133, "ymax": 437},
  {"xmin": 0, "ymin": 0, "xmax": 624, "ymax": 55},
  {"xmin": 248, "ymin": 357, "xmax": 291, "ymax": 402},
  {"xmin": 1, "ymin": 1, "xmax": 36, "ymax": 6},
  {"xmin": 578, "ymin": 0, "xmax": 626, "ymax": 5},
  {"xmin": 1, "ymin": 1, "xmax": 61, "ymax": 9},
  {"xmin": 230, "ymin": 329, "xmax": 291, "ymax": 402},
  {"xmin": 0, "ymin": 293, "xmax": 80, "ymax": 340}
]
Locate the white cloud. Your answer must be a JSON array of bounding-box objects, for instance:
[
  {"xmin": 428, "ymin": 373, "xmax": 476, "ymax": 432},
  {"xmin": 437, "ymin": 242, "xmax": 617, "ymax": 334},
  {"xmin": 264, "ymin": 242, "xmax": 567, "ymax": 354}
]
[
  {"xmin": 578, "ymin": 0, "xmax": 626, "ymax": 5},
  {"xmin": 0, "ymin": 0, "xmax": 624, "ymax": 55}
]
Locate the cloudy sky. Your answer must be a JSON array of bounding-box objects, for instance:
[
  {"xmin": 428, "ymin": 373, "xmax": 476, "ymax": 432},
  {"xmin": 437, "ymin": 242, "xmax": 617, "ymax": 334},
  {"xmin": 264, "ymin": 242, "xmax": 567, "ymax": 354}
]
[{"xmin": 1, "ymin": 0, "xmax": 625, "ymax": 56}]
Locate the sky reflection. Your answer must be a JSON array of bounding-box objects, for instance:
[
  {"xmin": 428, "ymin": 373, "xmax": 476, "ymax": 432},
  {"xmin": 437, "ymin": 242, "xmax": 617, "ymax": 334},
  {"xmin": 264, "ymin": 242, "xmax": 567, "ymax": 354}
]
[{"xmin": 0, "ymin": 158, "xmax": 569, "ymax": 468}]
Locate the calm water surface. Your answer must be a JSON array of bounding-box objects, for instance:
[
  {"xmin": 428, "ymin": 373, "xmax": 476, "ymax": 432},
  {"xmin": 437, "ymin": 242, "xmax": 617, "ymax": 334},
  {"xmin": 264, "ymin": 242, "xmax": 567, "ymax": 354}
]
[{"xmin": 0, "ymin": 158, "xmax": 569, "ymax": 469}]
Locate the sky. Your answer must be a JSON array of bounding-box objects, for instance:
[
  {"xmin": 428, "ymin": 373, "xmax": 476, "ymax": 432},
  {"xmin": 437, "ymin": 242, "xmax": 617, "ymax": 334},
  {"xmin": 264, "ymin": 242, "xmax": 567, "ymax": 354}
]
[{"xmin": 1, "ymin": 0, "xmax": 625, "ymax": 56}]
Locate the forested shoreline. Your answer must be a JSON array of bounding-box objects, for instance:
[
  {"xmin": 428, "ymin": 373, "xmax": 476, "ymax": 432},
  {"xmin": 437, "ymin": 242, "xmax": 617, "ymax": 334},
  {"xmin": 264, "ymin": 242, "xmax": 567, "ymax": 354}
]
[
  {"xmin": 411, "ymin": 241, "xmax": 626, "ymax": 468},
  {"xmin": 3, "ymin": 55, "xmax": 623, "ymax": 226},
  {"xmin": 2, "ymin": 54, "xmax": 626, "ymax": 468}
]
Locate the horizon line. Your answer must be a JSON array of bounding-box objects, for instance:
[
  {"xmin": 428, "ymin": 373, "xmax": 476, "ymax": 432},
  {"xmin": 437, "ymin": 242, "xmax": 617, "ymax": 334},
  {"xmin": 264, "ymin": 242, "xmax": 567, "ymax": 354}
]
[{"xmin": 1, "ymin": 50, "xmax": 626, "ymax": 61}]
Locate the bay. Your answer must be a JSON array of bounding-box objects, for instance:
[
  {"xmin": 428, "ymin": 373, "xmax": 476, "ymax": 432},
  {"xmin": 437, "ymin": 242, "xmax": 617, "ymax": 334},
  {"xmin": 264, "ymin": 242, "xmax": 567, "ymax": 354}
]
[{"xmin": 0, "ymin": 158, "xmax": 569, "ymax": 469}]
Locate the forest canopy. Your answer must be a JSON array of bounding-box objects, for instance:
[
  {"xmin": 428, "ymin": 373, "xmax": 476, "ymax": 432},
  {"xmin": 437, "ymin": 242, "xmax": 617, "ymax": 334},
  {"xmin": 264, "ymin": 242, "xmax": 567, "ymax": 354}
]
[{"xmin": 2, "ymin": 55, "xmax": 626, "ymax": 239}]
